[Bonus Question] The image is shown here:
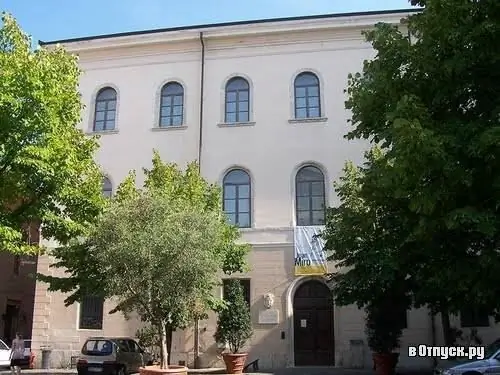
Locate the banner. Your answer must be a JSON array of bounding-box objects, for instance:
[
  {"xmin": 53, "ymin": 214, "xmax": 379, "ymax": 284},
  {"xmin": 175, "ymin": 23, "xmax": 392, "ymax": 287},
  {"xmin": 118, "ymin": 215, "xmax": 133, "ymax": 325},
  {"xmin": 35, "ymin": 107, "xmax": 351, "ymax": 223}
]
[{"xmin": 294, "ymin": 226, "xmax": 327, "ymax": 276}]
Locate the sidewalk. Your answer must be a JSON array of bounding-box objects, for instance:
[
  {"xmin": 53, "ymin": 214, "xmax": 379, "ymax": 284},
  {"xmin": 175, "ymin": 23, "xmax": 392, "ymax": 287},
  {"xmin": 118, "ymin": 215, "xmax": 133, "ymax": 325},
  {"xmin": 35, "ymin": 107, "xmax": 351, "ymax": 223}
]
[{"xmin": 0, "ymin": 368, "xmax": 433, "ymax": 375}]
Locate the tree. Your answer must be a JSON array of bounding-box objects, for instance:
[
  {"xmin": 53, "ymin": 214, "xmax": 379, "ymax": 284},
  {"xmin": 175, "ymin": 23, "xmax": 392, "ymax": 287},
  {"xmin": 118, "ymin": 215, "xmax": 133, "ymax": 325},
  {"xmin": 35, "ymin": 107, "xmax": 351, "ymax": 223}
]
[
  {"xmin": 0, "ymin": 13, "xmax": 104, "ymax": 254},
  {"xmin": 322, "ymin": 0, "xmax": 500, "ymax": 346},
  {"xmin": 214, "ymin": 279, "xmax": 253, "ymax": 354},
  {"xmin": 40, "ymin": 152, "xmax": 250, "ymax": 369}
]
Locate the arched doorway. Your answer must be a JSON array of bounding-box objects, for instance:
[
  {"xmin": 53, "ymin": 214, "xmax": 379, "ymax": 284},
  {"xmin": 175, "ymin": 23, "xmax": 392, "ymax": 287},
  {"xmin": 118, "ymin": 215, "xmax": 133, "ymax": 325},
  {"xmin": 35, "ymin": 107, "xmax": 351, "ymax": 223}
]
[{"xmin": 293, "ymin": 279, "xmax": 334, "ymax": 366}]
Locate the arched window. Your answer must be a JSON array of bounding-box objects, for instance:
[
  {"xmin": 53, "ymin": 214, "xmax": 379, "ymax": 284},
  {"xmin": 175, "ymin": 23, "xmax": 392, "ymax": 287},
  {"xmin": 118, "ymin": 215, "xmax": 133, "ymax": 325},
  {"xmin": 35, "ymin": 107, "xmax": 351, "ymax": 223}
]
[
  {"xmin": 102, "ymin": 177, "xmax": 112, "ymax": 198},
  {"xmin": 294, "ymin": 72, "xmax": 321, "ymax": 119},
  {"xmin": 94, "ymin": 87, "xmax": 117, "ymax": 131},
  {"xmin": 223, "ymin": 169, "xmax": 251, "ymax": 228},
  {"xmin": 225, "ymin": 77, "xmax": 250, "ymax": 123},
  {"xmin": 295, "ymin": 166, "xmax": 325, "ymax": 226},
  {"xmin": 159, "ymin": 82, "xmax": 184, "ymax": 127}
]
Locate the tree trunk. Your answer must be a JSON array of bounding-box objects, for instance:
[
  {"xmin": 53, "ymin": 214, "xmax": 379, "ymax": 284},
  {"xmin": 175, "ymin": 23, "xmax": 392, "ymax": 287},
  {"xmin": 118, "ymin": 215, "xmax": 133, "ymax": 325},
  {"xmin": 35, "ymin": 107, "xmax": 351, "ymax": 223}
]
[
  {"xmin": 166, "ymin": 325, "xmax": 173, "ymax": 366},
  {"xmin": 159, "ymin": 322, "xmax": 169, "ymax": 369},
  {"xmin": 440, "ymin": 307, "xmax": 453, "ymax": 346}
]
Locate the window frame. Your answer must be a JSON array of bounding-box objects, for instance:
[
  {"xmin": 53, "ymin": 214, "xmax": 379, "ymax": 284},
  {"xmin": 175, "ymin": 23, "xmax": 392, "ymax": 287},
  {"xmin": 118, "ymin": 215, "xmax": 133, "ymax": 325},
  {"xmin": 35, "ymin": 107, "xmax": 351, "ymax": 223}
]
[
  {"xmin": 460, "ymin": 307, "xmax": 490, "ymax": 328},
  {"xmin": 222, "ymin": 278, "xmax": 251, "ymax": 307},
  {"xmin": 159, "ymin": 82, "xmax": 184, "ymax": 127},
  {"xmin": 294, "ymin": 72, "xmax": 321, "ymax": 119},
  {"xmin": 222, "ymin": 169, "xmax": 251, "ymax": 228},
  {"xmin": 400, "ymin": 309, "xmax": 408, "ymax": 329},
  {"xmin": 79, "ymin": 295, "xmax": 105, "ymax": 330},
  {"xmin": 295, "ymin": 165, "xmax": 326, "ymax": 226},
  {"xmin": 102, "ymin": 176, "xmax": 112, "ymax": 198},
  {"xmin": 93, "ymin": 87, "xmax": 117, "ymax": 132},
  {"xmin": 224, "ymin": 77, "xmax": 250, "ymax": 123}
]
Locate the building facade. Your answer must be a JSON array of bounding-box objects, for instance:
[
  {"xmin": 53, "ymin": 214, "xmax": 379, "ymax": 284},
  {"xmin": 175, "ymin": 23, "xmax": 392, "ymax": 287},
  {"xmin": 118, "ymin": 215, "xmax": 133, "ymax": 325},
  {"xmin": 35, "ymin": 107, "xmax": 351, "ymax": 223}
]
[
  {"xmin": 0, "ymin": 224, "xmax": 38, "ymax": 346},
  {"xmin": 31, "ymin": 9, "xmax": 500, "ymax": 370}
]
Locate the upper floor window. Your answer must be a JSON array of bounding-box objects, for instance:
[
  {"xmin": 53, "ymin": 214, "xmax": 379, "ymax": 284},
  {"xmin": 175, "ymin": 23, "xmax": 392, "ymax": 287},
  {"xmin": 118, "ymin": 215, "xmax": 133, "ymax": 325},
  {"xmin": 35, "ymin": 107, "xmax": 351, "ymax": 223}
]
[
  {"xmin": 223, "ymin": 169, "xmax": 251, "ymax": 228},
  {"xmin": 94, "ymin": 87, "xmax": 117, "ymax": 131},
  {"xmin": 159, "ymin": 82, "xmax": 184, "ymax": 127},
  {"xmin": 294, "ymin": 72, "xmax": 320, "ymax": 119},
  {"xmin": 295, "ymin": 166, "xmax": 326, "ymax": 226},
  {"xmin": 102, "ymin": 177, "xmax": 112, "ymax": 198},
  {"xmin": 225, "ymin": 77, "xmax": 249, "ymax": 123}
]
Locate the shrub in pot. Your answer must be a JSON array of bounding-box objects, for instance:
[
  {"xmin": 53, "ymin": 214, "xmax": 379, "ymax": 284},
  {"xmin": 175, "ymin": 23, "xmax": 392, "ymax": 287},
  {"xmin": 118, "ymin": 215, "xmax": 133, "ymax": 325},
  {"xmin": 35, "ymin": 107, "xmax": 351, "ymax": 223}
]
[
  {"xmin": 214, "ymin": 279, "xmax": 253, "ymax": 374},
  {"xmin": 366, "ymin": 293, "xmax": 407, "ymax": 375}
]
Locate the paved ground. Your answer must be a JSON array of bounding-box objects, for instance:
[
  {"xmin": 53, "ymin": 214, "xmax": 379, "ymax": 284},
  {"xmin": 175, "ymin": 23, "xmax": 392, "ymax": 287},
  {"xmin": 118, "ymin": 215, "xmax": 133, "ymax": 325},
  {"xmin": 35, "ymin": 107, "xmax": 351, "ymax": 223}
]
[{"xmin": 0, "ymin": 368, "xmax": 433, "ymax": 375}]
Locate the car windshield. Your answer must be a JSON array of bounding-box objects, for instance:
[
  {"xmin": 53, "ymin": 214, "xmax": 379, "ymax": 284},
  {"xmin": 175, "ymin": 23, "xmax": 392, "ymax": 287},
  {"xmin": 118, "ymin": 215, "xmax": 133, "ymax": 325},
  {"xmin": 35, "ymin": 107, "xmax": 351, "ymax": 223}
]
[
  {"xmin": 0, "ymin": 340, "xmax": 8, "ymax": 350},
  {"xmin": 82, "ymin": 340, "xmax": 113, "ymax": 356},
  {"xmin": 484, "ymin": 339, "xmax": 500, "ymax": 358}
]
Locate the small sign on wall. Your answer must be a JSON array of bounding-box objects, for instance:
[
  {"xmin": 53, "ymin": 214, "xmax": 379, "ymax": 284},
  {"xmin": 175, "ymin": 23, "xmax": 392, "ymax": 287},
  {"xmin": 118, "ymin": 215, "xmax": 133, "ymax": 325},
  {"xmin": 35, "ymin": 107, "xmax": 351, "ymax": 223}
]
[
  {"xmin": 258, "ymin": 309, "xmax": 279, "ymax": 324},
  {"xmin": 300, "ymin": 319, "xmax": 307, "ymax": 328}
]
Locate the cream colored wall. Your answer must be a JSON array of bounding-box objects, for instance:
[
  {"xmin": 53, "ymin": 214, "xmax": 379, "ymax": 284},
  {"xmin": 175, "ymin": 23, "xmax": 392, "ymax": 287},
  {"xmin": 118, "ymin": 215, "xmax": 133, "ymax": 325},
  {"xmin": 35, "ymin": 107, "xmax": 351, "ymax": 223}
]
[
  {"xmin": 32, "ymin": 250, "xmax": 145, "ymax": 368},
  {"xmin": 32, "ymin": 11, "xmax": 500, "ymax": 370}
]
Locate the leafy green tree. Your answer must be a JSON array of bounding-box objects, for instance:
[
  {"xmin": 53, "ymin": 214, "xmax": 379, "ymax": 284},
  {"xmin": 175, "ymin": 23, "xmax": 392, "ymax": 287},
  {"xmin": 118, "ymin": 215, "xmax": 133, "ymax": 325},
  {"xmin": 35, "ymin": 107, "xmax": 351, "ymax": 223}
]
[
  {"xmin": 323, "ymin": 0, "xmax": 500, "ymax": 345},
  {"xmin": 214, "ymin": 279, "xmax": 253, "ymax": 354},
  {"xmin": 0, "ymin": 13, "xmax": 104, "ymax": 254},
  {"xmin": 40, "ymin": 152, "xmax": 250, "ymax": 369}
]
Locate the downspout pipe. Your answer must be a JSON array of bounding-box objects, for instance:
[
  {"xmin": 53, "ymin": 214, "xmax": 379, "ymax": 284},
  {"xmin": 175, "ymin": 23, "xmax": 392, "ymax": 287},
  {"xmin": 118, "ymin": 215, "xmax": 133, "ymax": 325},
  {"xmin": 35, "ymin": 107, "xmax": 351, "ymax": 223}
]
[
  {"xmin": 193, "ymin": 31, "xmax": 205, "ymax": 370},
  {"xmin": 197, "ymin": 32, "xmax": 206, "ymax": 172}
]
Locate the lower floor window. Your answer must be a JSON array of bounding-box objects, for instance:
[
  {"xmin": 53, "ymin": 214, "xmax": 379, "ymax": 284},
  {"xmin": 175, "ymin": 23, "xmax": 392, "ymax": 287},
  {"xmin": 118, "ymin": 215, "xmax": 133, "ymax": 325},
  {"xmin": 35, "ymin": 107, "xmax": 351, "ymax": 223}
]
[
  {"xmin": 222, "ymin": 279, "xmax": 251, "ymax": 307},
  {"xmin": 79, "ymin": 295, "xmax": 104, "ymax": 330},
  {"xmin": 460, "ymin": 307, "xmax": 490, "ymax": 328}
]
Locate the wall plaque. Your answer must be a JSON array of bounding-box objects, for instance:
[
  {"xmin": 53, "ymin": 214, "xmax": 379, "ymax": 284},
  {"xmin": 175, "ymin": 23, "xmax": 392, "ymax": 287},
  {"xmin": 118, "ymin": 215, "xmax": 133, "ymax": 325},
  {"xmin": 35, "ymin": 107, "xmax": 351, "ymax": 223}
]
[{"xmin": 258, "ymin": 309, "xmax": 279, "ymax": 324}]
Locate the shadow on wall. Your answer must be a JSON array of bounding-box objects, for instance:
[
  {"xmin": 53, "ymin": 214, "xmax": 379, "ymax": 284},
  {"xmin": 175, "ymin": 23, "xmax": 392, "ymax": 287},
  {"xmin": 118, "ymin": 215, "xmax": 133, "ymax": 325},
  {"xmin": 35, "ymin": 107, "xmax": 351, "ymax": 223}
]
[
  {"xmin": 241, "ymin": 245, "xmax": 296, "ymax": 370},
  {"xmin": 172, "ymin": 245, "xmax": 296, "ymax": 370}
]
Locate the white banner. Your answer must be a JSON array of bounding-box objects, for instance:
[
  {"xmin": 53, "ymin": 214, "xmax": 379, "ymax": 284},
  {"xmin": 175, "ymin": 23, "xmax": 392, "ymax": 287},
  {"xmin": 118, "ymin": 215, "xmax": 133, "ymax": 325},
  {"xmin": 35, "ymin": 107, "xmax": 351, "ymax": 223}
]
[{"xmin": 294, "ymin": 226, "xmax": 327, "ymax": 276}]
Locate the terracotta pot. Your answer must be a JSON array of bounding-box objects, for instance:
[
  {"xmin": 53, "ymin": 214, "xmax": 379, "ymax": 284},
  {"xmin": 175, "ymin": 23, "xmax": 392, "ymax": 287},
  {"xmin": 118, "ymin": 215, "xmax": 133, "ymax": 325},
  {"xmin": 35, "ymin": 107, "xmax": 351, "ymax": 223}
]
[
  {"xmin": 222, "ymin": 353, "xmax": 248, "ymax": 374},
  {"xmin": 139, "ymin": 365, "xmax": 188, "ymax": 375},
  {"xmin": 372, "ymin": 352, "xmax": 400, "ymax": 375}
]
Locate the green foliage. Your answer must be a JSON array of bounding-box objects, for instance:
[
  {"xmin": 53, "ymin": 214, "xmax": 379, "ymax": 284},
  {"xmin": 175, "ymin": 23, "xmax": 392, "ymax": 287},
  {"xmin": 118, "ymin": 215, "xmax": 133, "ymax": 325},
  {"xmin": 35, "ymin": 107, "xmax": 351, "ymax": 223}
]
[
  {"xmin": 323, "ymin": 0, "xmax": 500, "ymax": 344},
  {"xmin": 365, "ymin": 291, "xmax": 408, "ymax": 354},
  {"xmin": 0, "ymin": 13, "xmax": 104, "ymax": 254},
  {"xmin": 214, "ymin": 279, "xmax": 253, "ymax": 354},
  {"xmin": 40, "ymin": 152, "xmax": 250, "ymax": 367},
  {"xmin": 136, "ymin": 325, "xmax": 161, "ymax": 360}
]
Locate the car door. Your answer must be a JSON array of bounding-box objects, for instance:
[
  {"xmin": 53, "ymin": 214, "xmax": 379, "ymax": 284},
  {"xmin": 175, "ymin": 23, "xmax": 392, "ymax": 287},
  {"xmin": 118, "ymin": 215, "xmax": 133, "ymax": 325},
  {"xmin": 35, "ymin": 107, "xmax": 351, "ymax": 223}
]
[
  {"xmin": 489, "ymin": 351, "xmax": 500, "ymax": 375},
  {"xmin": 0, "ymin": 339, "xmax": 11, "ymax": 367},
  {"xmin": 127, "ymin": 340, "xmax": 143, "ymax": 372},
  {"xmin": 115, "ymin": 339, "xmax": 132, "ymax": 370}
]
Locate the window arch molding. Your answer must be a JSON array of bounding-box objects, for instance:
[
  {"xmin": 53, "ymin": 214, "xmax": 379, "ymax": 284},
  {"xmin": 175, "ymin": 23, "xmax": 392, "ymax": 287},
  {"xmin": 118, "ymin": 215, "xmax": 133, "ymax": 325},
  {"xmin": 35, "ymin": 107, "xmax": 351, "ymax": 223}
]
[
  {"xmin": 291, "ymin": 161, "xmax": 329, "ymax": 226},
  {"xmin": 88, "ymin": 83, "xmax": 120, "ymax": 133},
  {"xmin": 154, "ymin": 78, "xmax": 188, "ymax": 128},
  {"xmin": 220, "ymin": 73, "xmax": 254, "ymax": 124},
  {"xmin": 289, "ymin": 69, "xmax": 326, "ymax": 120},
  {"xmin": 220, "ymin": 166, "xmax": 254, "ymax": 228}
]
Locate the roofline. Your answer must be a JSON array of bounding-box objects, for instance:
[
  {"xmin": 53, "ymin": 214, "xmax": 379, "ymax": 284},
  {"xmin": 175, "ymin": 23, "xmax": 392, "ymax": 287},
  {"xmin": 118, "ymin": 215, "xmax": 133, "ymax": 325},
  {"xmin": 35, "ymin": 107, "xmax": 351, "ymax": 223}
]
[{"xmin": 38, "ymin": 8, "xmax": 422, "ymax": 46}]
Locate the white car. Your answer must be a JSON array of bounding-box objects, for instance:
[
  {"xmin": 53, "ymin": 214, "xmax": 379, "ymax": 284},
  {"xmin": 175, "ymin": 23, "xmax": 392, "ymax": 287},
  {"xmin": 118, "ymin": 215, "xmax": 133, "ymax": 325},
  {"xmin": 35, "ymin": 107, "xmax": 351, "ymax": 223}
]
[{"xmin": 0, "ymin": 338, "xmax": 12, "ymax": 368}]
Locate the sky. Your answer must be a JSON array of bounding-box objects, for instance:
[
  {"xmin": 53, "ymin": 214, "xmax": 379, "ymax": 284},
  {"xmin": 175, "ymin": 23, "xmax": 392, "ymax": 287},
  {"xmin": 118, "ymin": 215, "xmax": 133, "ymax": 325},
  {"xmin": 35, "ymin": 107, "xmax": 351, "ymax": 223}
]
[{"xmin": 1, "ymin": 0, "xmax": 414, "ymax": 43}]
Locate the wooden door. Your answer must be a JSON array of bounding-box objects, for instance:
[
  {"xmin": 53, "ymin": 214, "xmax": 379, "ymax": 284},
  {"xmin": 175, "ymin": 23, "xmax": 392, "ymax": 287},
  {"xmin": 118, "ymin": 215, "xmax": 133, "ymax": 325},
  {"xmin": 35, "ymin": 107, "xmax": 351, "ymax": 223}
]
[{"xmin": 293, "ymin": 280, "xmax": 334, "ymax": 366}]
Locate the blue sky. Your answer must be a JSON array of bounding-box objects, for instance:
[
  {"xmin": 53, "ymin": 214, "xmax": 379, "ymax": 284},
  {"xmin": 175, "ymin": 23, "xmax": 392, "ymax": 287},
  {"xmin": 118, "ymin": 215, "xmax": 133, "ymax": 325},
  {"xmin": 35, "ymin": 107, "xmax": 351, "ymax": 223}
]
[{"xmin": 2, "ymin": 0, "xmax": 414, "ymax": 43}]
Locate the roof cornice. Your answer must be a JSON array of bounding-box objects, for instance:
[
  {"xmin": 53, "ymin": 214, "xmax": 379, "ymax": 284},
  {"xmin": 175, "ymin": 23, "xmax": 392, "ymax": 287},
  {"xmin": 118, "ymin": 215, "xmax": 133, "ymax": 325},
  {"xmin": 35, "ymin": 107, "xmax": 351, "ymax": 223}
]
[{"xmin": 39, "ymin": 8, "xmax": 421, "ymax": 53}]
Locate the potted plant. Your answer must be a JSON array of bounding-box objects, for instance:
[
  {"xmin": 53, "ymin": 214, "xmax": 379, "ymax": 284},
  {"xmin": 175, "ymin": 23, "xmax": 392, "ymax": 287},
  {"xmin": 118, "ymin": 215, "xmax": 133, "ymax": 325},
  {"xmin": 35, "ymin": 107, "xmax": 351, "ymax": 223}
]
[
  {"xmin": 366, "ymin": 293, "xmax": 407, "ymax": 375},
  {"xmin": 214, "ymin": 279, "xmax": 253, "ymax": 374}
]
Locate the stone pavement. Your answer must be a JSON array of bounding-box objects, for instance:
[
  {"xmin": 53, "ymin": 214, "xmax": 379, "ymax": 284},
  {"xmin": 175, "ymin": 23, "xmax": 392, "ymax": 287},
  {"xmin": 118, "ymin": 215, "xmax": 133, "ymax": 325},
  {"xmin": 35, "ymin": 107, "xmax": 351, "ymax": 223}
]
[{"xmin": 0, "ymin": 368, "xmax": 433, "ymax": 375}]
